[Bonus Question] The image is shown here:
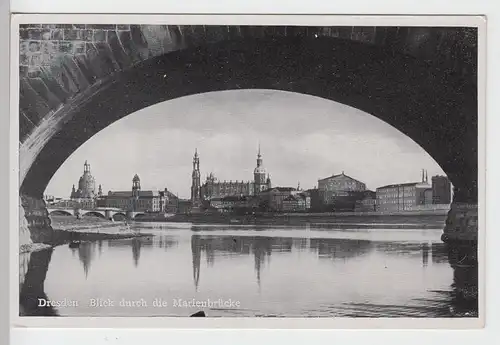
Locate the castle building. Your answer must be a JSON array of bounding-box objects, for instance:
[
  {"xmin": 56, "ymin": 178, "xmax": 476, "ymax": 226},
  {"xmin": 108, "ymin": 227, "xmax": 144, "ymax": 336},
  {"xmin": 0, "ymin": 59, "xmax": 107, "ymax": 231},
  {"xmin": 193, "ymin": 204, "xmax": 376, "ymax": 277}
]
[
  {"xmin": 70, "ymin": 161, "xmax": 99, "ymax": 209},
  {"xmin": 193, "ymin": 146, "xmax": 272, "ymax": 205}
]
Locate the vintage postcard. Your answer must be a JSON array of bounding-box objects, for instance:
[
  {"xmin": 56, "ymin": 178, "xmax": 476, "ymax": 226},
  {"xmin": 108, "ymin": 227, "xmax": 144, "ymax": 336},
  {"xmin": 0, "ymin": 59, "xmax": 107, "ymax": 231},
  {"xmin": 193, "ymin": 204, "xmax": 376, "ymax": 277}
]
[{"xmin": 10, "ymin": 14, "xmax": 485, "ymax": 328}]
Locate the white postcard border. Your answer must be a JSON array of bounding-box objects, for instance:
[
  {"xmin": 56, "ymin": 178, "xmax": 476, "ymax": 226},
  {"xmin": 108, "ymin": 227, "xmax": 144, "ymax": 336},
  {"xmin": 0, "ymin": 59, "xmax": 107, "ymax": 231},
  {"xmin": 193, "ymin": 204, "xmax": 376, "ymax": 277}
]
[{"xmin": 9, "ymin": 13, "xmax": 487, "ymax": 330}]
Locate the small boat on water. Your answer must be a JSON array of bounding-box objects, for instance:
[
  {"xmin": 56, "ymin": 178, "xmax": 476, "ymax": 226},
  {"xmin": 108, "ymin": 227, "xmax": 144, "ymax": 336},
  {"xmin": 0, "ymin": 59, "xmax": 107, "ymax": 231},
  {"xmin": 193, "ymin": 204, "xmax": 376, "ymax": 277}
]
[{"xmin": 68, "ymin": 241, "xmax": 81, "ymax": 248}]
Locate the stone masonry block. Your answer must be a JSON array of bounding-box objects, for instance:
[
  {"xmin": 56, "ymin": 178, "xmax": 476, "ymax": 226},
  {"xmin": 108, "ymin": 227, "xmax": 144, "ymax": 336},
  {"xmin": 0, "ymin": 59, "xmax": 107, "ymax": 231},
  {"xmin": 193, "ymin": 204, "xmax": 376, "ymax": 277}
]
[
  {"xmin": 28, "ymin": 52, "xmax": 43, "ymax": 66},
  {"xmin": 27, "ymin": 67, "xmax": 42, "ymax": 78},
  {"xmin": 19, "ymin": 29, "xmax": 30, "ymax": 40},
  {"xmin": 27, "ymin": 29, "xmax": 42, "ymax": 40},
  {"xmin": 19, "ymin": 66, "xmax": 29, "ymax": 77},
  {"xmin": 41, "ymin": 29, "xmax": 51, "ymax": 40},
  {"xmin": 59, "ymin": 41, "xmax": 73, "ymax": 53},
  {"xmin": 93, "ymin": 30, "xmax": 106, "ymax": 42},
  {"xmin": 81, "ymin": 30, "xmax": 94, "ymax": 41},
  {"xmin": 64, "ymin": 29, "xmax": 80, "ymax": 40},
  {"xmin": 28, "ymin": 41, "xmax": 41, "ymax": 53},
  {"xmin": 72, "ymin": 42, "xmax": 86, "ymax": 54},
  {"xmin": 19, "ymin": 53, "xmax": 29, "ymax": 65},
  {"xmin": 51, "ymin": 29, "xmax": 64, "ymax": 40},
  {"xmin": 19, "ymin": 41, "xmax": 30, "ymax": 55},
  {"xmin": 40, "ymin": 41, "xmax": 55, "ymax": 55},
  {"xmin": 86, "ymin": 24, "xmax": 116, "ymax": 30}
]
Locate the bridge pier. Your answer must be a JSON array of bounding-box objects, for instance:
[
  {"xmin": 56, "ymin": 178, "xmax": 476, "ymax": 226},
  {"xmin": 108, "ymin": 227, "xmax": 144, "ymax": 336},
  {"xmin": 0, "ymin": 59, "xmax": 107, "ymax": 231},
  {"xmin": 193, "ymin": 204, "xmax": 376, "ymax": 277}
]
[
  {"xmin": 442, "ymin": 203, "xmax": 478, "ymax": 244},
  {"xmin": 105, "ymin": 210, "xmax": 112, "ymax": 220},
  {"xmin": 19, "ymin": 194, "xmax": 54, "ymax": 244}
]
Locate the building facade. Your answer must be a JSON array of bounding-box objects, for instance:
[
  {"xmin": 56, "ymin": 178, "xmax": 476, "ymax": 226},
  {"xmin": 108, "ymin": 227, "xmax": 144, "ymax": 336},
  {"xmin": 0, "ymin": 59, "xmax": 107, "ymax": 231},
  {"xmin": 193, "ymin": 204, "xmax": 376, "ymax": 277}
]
[
  {"xmin": 259, "ymin": 187, "xmax": 298, "ymax": 212},
  {"xmin": 209, "ymin": 195, "xmax": 253, "ymax": 213},
  {"xmin": 105, "ymin": 174, "xmax": 162, "ymax": 212},
  {"xmin": 354, "ymin": 191, "xmax": 377, "ymax": 212},
  {"xmin": 282, "ymin": 193, "xmax": 310, "ymax": 212},
  {"xmin": 317, "ymin": 172, "xmax": 367, "ymax": 204},
  {"xmin": 431, "ymin": 175, "xmax": 452, "ymax": 204},
  {"xmin": 202, "ymin": 173, "xmax": 255, "ymax": 200},
  {"xmin": 376, "ymin": 170, "xmax": 432, "ymax": 212}
]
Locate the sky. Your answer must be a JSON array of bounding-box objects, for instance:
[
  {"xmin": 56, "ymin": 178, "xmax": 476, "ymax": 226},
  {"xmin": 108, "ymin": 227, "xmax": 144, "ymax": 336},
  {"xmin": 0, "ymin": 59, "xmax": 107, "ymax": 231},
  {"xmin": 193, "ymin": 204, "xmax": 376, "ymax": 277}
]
[{"xmin": 45, "ymin": 89, "xmax": 446, "ymax": 199}]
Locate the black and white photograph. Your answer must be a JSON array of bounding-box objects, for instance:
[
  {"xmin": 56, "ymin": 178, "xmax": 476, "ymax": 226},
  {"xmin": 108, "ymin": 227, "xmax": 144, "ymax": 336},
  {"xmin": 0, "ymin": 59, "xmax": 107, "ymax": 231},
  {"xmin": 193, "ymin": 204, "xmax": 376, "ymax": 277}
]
[{"xmin": 14, "ymin": 16, "xmax": 482, "ymax": 323}]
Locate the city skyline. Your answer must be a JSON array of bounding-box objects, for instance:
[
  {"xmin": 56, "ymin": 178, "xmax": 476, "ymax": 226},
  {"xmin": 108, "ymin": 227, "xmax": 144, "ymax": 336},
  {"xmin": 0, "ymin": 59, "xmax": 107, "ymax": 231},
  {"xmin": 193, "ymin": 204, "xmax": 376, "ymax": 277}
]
[{"xmin": 45, "ymin": 89, "xmax": 446, "ymax": 199}]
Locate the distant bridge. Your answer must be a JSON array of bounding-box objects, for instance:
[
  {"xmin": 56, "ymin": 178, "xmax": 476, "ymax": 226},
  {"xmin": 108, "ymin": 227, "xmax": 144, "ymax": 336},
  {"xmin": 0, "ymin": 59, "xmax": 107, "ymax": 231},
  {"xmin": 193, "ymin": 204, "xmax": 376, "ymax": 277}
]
[{"xmin": 46, "ymin": 206, "xmax": 146, "ymax": 220}]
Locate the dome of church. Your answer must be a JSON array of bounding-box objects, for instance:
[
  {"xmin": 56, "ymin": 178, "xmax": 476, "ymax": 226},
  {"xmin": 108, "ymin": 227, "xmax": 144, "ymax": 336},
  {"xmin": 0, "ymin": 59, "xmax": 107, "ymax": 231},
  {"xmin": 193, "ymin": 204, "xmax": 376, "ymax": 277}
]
[
  {"xmin": 254, "ymin": 165, "xmax": 266, "ymax": 174},
  {"xmin": 77, "ymin": 161, "xmax": 96, "ymax": 198},
  {"xmin": 133, "ymin": 174, "xmax": 140, "ymax": 182}
]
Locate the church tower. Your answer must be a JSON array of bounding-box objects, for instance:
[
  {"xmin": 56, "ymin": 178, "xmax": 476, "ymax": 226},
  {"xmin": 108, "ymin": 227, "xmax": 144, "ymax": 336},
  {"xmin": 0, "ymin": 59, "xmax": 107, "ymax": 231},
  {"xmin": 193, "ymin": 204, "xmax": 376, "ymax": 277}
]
[
  {"xmin": 254, "ymin": 144, "xmax": 267, "ymax": 195},
  {"xmin": 191, "ymin": 148, "xmax": 201, "ymax": 207},
  {"xmin": 132, "ymin": 174, "xmax": 141, "ymax": 211},
  {"xmin": 132, "ymin": 174, "xmax": 141, "ymax": 196}
]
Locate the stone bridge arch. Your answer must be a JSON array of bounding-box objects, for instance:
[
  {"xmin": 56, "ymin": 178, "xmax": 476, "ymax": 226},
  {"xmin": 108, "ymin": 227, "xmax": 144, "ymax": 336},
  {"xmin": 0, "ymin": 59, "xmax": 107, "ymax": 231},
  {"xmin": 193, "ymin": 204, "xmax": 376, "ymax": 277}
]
[
  {"xmin": 18, "ymin": 24, "xmax": 478, "ymax": 242},
  {"xmin": 133, "ymin": 213, "xmax": 146, "ymax": 220},
  {"xmin": 112, "ymin": 212, "xmax": 127, "ymax": 221},
  {"xmin": 81, "ymin": 210, "xmax": 106, "ymax": 218},
  {"xmin": 48, "ymin": 209, "xmax": 73, "ymax": 217}
]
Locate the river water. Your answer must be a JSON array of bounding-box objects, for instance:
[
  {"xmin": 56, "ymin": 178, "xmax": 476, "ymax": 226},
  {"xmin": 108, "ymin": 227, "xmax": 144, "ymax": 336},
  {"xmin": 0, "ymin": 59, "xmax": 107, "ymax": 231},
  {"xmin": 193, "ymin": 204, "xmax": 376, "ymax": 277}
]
[{"xmin": 20, "ymin": 222, "xmax": 478, "ymax": 317}]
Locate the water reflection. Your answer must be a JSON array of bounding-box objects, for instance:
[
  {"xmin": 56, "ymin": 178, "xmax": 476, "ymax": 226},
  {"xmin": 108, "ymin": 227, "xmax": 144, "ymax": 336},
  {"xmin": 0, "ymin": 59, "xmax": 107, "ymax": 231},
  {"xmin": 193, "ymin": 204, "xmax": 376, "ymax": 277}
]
[
  {"xmin": 422, "ymin": 243, "xmax": 429, "ymax": 267},
  {"xmin": 19, "ymin": 248, "xmax": 58, "ymax": 316},
  {"xmin": 19, "ymin": 227, "xmax": 479, "ymax": 317},
  {"xmin": 77, "ymin": 242, "xmax": 97, "ymax": 278},
  {"xmin": 309, "ymin": 238, "xmax": 373, "ymax": 260}
]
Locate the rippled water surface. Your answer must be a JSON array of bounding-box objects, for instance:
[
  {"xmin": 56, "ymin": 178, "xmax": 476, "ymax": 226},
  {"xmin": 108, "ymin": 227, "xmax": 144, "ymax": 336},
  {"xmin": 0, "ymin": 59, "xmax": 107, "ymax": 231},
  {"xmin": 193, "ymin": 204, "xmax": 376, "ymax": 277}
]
[{"xmin": 21, "ymin": 223, "xmax": 478, "ymax": 317}]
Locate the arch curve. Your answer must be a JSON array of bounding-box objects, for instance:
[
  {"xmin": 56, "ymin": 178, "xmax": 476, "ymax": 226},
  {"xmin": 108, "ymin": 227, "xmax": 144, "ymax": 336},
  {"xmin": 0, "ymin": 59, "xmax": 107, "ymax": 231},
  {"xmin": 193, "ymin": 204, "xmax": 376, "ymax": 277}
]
[
  {"xmin": 112, "ymin": 213, "xmax": 127, "ymax": 221},
  {"xmin": 81, "ymin": 211, "xmax": 106, "ymax": 219},
  {"xmin": 133, "ymin": 213, "xmax": 146, "ymax": 220},
  {"xmin": 49, "ymin": 210, "xmax": 73, "ymax": 217},
  {"xmin": 20, "ymin": 36, "xmax": 477, "ymax": 203}
]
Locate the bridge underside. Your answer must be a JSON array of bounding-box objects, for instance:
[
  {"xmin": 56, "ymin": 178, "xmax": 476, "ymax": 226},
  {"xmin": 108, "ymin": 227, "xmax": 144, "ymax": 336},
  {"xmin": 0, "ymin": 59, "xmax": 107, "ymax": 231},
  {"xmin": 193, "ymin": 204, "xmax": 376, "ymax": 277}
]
[{"xmin": 17, "ymin": 26, "xmax": 478, "ymax": 245}]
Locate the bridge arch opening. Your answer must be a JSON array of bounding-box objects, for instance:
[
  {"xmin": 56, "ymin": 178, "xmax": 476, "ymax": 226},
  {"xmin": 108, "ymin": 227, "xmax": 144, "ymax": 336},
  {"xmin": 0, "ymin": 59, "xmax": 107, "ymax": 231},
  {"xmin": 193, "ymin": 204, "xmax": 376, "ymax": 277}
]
[
  {"xmin": 133, "ymin": 214, "xmax": 146, "ymax": 220},
  {"xmin": 81, "ymin": 211, "xmax": 106, "ymax": 219},
  {"xmin": 49, "ymin": 210, "xmax": 73, "ymax": 217},
  {"xmin": 20, "ymin": 35, "xmax": 477, "ymax": 205},
  {"xmin": 112, "ymin": 213, "xmax": 127, "ymax": 221}
]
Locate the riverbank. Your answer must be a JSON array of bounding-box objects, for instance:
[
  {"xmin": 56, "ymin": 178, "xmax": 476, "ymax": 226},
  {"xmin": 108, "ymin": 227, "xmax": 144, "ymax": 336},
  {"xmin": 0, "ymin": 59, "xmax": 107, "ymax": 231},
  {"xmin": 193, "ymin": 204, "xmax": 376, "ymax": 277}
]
[
  {"xmin": 137, "ymin": 212, "xmax": 447, "ymax": 229},
  {"xmin": 50, "ymin": 214, "xmax": 126, "ymax": 231},
  {"xmin": 19, "ymin": 215, "xmax": 152, "ymax": 251}
]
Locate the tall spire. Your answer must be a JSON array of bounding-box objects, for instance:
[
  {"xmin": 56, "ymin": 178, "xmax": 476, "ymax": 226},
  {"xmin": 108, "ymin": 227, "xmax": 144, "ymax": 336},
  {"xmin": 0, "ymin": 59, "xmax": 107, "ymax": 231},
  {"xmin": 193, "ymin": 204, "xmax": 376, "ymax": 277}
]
[{"xmin": 256, "ymin": 143, "xmax": 262, "ymax": 167}]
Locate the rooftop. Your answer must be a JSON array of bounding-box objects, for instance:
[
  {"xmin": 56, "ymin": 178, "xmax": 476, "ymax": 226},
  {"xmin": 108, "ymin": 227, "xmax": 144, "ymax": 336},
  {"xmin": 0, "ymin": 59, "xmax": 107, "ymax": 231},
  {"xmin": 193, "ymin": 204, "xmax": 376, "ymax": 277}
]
[
  {"xmin": 376, "ymin": 182, "xmax": 429, "ymax": 190},
  {"xmin": 107, "ymin": 190, "xmax": 160, "ymax": 198},
  {"xmin": 318, "ymin": 172, "xmax": 364, "ymax": 184}
]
